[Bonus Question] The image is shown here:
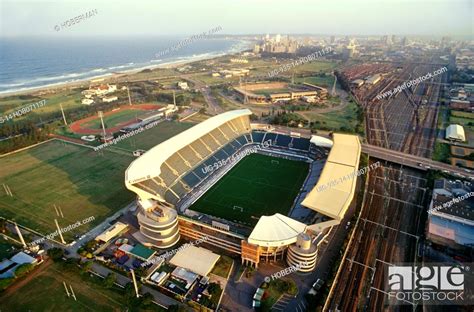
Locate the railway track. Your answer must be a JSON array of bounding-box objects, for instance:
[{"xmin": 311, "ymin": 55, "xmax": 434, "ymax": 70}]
[{"xmin": 327, "ymin": 160, "xmax": 427, "ymax": 311}]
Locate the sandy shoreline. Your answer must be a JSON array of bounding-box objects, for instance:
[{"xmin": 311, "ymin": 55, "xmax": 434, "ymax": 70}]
[{"xmin": 0, "ymin": 52, "xmax": 229, "ymax": 98}]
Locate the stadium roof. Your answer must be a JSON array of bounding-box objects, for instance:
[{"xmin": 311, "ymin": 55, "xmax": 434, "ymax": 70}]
[
  {"xmin": 248, "ymin": 213, "xmax": 307, "ymax": 247},
  {"xmin": 310, "ymin": 135, "xmax": 333, "ymax": 148},
  {"xmin": 169, "ymin": 246, "xmax": 220, "ymax": 277},
  {"xmin": 446, "ymin": 124, "xmax": 466, "ymax": 142},
  {"xmin": 125, "ymin": 109, "xmax": 252, "ymax": 184},
  {"xmin": 130, "ymin": 244, "xmax": 156, "ymax": 260},
  {"xmin": 96, "ymin": 222, "xmax": 128, "ymax": 243},
  {"xmin": 301, "ymin": 134, "xmax": 361, "ymax": 221}
]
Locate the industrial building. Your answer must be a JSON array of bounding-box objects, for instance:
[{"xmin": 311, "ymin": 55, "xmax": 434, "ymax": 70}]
[
  {"xmin": 427, "ymin": 179, "xmax": 474, "ymax": 249},
  {"xmin": 446, "ymin": 124, "xmax": 466, "ymax": 142}
]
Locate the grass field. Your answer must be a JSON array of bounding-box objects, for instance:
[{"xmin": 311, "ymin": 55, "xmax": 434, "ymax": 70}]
[
  {"xmin": 451, "ymin": 111, "xmax": 474, "ymax": 119},
  {"xmin": 210, "ymin": 255, "xmax": 233, "ymax": 279},
  {"xmin": 432, "ymin": 142, "xmax": 451, "ymax": 163},
  {"xmin": 0, "ymin": 261, "xmax": 128, "ymax": 311},
  {"xmin": 82, "ymin": 109, "xmax": 146, "ymax": 130},
  {"xmin": 252, "ymin": 88, "xmax": 291, "ymax": 95},
  {"xmin": 295, "ymin": 75, "xmax": 335, "ymax": 88},
  {"xmin": 189, "ymin": 153, "xmax": 309, "ymax": 226},
  {"xmin": 0, "ymin": 90, "xmax": 83, "ymax": 120},
  {"xmin": 0, "ymin": 140, "xmax": 135, "ymax": 241},
  {"xmin": 182, "ymin": 113, "xmax": 210, "ymax": 123},
  {"xmin": 114, "ymin": 121, "xmax": 195, "ymax": 152},
  {"xmin": 301, "ymin": 101, "xmax": 360, "ymax": 132}
]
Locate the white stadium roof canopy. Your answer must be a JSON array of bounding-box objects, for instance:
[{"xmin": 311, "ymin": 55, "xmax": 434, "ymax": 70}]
[
  {"xmin": 125, "ymin": 109, "xmax": 252, "ymax": 184},
  {"xmin": 248, "ymin": 213, "xmax": 307, "ymax": 247},
  {"xmin": 445, "ymin": 124, "xmax": 466, "ymax": 142},
  {"xmin": 310, "ymin": 135, "xmax": 333, "ymax": 148},
  {"xmin": 301, "ymin": 134, "xmax": 361, "ymax": 221}
]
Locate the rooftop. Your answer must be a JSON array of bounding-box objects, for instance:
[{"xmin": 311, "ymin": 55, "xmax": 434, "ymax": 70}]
[
  {"xmin": 446, "ymin": 124, "xmax": 466, "ymax": 141},
  {"xmin": 125, "ymin": 109, "xmax": 252, "ymax": 184},
  {"xmin": 130, "ymin": 244, "xmax": 156, "ymax": 260},
  {"xmin": 301, "ymin": 133, "xmax": 361, "ymax": 221},
  {"xmin": 248, "ymin": 213, "xmax": 307, "ymax": 247},
  {"xmin": 169, "ymin": 246, "xmax": 220, "ymax": 277}
]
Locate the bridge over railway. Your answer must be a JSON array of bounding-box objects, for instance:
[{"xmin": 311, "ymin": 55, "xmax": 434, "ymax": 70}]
[{"xmin": 362, "ymin": 143, "xmax": 473, "ymax": 179}]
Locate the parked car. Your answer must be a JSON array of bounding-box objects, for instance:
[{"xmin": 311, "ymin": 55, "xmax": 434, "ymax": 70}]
[{"xmin": 313, "ymin": 279, "xmax": 325, "ymax": 291}]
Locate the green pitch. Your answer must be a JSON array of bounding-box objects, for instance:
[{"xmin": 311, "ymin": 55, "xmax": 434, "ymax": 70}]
[
  {"xmin": 114, "ymin": 120, "xmax": 195, "ymax": 152},
  {"xmin": 189, "ymin": 153, "xmax": 309, "ymax": 226},
  {"xmin": 0, "ymin": 140, "xmax": 135, "ymax": 242},
  {"xmin": 82, "ymin": 109, "xmax": 145, "ymax": 130},
  {"xmin": 0, "ymin": 261, "xmax": 129, "ymax": 311}
]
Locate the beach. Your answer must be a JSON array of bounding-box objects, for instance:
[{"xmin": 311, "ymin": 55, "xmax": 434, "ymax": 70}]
[{"xmin": 0, "ymin": 38, "xmax": 252, "ymax": 97}]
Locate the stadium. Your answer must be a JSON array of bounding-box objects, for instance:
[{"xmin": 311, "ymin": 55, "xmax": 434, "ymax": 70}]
[
  {"xmin": 125, "ymin": 109, "xmax": 360, "ymax": 272},
  {"xmin": 233, "ymin": 82, "xmax": 328, "ymax": 104}
]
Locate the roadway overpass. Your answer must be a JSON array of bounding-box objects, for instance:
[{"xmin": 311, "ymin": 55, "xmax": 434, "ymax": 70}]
[{"xmin": 362, "ymin": 143, "xmax": 473, "ymax": 180}]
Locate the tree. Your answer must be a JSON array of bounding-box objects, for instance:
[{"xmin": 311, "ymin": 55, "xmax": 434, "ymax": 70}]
[
  {"xmin": 103, "ymin": 272, "xmax": 116, "ymax": 288},
  {"xmin": 207, "ymin": 282, "xmax": 222, "ymax": 296},
  {"xmin": 14, "ymin": 263, "xmax": 34, "ymax": 278},
  {"xmin": 81, "ymin": 261, "xmax": 93, "ymax": 274},
  {"xmin": 168, "ymin": 305, "xmax": 187, "ymax": 312},
  {"xmin": 0, "ymin": 277, "xmax": 14, "ymax": 291},
  {"xmin": 140, "ymin": 292, "xmax": 154, "ymax": 307},
  {"xmin": 47, "ymin": 248, "xmax": 64, "ymax": 261}
]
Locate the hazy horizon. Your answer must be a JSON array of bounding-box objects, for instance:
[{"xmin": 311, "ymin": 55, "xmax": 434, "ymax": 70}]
[{"xmin": 1, "ymin": 0, "xmax": 472, "ymax": 38}]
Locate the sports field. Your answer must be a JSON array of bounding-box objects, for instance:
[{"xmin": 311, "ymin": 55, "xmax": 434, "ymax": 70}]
[
  {"xmin": 81, "ymin": 109, "xmax": 145, "ymax": 130},
  {"xmin": 252, "ymin": 88, "xmax": 291, "ymax": 95},
  {"xmin": 0, "ymin": 261, "xmax": 128, "ymax": 311},
  {"xmin": 0, "ymin": 140, "xmax": 135, "ymax": 241},
  {"xmin": 114, "ymin": 121, "xmax": 195, "ymax": 152},
  {"xmin": 189, "ymin": 153, "xmax": 309, "ymax": 226}
]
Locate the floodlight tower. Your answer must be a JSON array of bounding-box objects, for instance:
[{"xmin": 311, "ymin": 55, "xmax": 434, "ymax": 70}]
[
  {"xmin": 54, "ymin": 219, "xmax": 66, "ymax": 244},
  {"xmin": 98, "ymin": 111, "xmax": 107, "ymax": 141},
  {"xmin": 60, "ymin": 104, "xmax": 68, "ymax": 125},
  {"xmin": 14, "ymin": 222, "xmax": 27, "ymax": 248},
  {"xmin": 127, "ymin": 86, "xmax": 132, "ymax": 106},
  {"xmin": 130, "ymin": 269, "xmax": 140, "ymax": 298}
]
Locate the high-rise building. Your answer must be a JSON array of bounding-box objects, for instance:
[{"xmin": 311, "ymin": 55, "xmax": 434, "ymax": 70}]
[
  {"xmin": 401, "ymin": 36, "xmax": 408, "ymax": 46},
  {"xmin": 391, "ymin": 35, "xmax": 396, "ymax": 44}
]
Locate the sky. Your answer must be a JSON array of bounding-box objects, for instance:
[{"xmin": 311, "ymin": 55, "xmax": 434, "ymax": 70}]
[{"xmin": 1, "ymin": 0, "xmax": 472, "ymax": 38}]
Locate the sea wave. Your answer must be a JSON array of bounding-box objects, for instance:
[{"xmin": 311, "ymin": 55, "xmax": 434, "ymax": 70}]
[{"xmin": 0, "ymin": 40, "xmax": 251, "ymax": 94}]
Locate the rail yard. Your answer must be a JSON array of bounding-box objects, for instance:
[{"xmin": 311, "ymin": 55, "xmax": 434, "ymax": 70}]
[
  {"xmin": 327, "ymin": 159, "xmax": 428, "ymax": 311},
  {"xmin": 339, "ymin": 62, "xmax": 447, "ymax": 158}
]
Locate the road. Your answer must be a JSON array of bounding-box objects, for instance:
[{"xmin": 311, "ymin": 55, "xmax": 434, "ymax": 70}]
[
  {"xmin": 65, "ymin": 202, "xmax": 136, "ymax": 257},
  {"xmin": 281, "ymin": 182, "xmax": 359, "ymax": 312},
  {"xmin": 183, "ymin": 77, "xmax": 223, "ymax": 115},
  {"xmin": 362, "ymin": 143, "xmax": 473, "ymax": 179}
]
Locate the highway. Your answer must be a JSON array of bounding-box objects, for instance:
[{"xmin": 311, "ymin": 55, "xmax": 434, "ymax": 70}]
[
  {"xmin": 362, "ymin": 143, "xmax": 473, "ymax": 179},
  {"xmin": 183, "ymin": 77, "xmax": 223, "ymax": 115}
]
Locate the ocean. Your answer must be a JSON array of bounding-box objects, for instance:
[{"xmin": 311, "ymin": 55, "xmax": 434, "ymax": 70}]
[{"xmin": 0, "ymin": 37, "xmax": 250, "ymax": 94}]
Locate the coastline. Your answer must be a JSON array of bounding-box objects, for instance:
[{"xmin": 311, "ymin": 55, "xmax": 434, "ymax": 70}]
[{"xmin": 0, "ymin": 40, "xmax": 253, "ymax": 98}]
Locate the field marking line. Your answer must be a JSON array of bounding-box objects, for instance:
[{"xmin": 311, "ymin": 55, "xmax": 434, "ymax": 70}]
[{"xmin": 48, "ymin": 265, "xmax": 123, "ymax": 308}]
